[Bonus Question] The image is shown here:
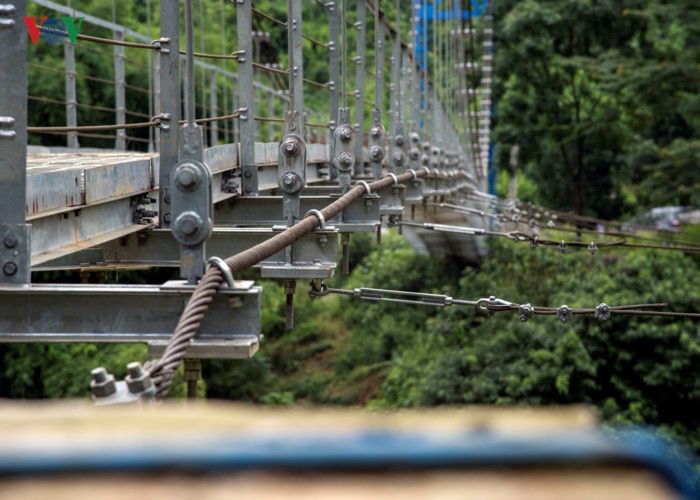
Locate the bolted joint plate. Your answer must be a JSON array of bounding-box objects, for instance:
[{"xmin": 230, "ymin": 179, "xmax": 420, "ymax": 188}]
[
  {"xmin": 171, "ymin": 160, "xmax": 213, "ymax": 245},
  {"xmin": 260, "ymin": 226, "xmax": 339, "ymax": 279},
  {"xmin": 0, "ymin": 224, "xmax": 30, "ymax": 286},
  {"xmin": 0, "ymin": 280, "xmax": 262, "ymax": 360},
  {"xmin": 376, "ymin": 183, "xmax": 406, "ymax": 216}
]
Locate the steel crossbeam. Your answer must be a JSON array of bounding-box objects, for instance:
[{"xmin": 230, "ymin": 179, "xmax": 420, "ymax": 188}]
[
  {"xmin": 34, "ymin": 228, "xmax": 339, "ymax": 279},
  {"xmin": 0, "ymin": 280, "xmax": 262, "ymax": 359}
]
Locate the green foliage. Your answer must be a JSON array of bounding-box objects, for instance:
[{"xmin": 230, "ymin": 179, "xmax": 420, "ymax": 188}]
[{"xmin": 494, "ymin": 0, "xmax": 700, "ymax": 218}]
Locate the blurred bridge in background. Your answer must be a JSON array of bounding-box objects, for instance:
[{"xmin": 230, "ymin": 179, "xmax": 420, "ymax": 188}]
[{"xmin": 0, "ymin": 0, "xmax": 495, "ymax": 394}]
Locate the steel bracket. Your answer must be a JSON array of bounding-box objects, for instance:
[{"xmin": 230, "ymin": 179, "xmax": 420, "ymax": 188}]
[
  {"xmin": 332, "ymin": 107, "xmax": 356, "ymax": 193},
  {"xmin": 278, "ymin": 111, "xmax": 307, "ymax": 225},
  {"xmin": 172, "ymin": 125, "xmax": 212, "ymax": 283},
  {"xmin": 0, "ymin": 280, "xmax": 261, "ymax": 359},
  {"xmin": 260, "ymin": 225, "xmax": 338, "ymax": 279},
  {"xmin": 0, "ymin": 224, "xmax": 31, "ymax": 285}
]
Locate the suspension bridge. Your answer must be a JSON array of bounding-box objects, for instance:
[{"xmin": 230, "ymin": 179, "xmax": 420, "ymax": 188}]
[{"xmin": 2, "ymin": 0, "xmax": 699, "ymax": 403}]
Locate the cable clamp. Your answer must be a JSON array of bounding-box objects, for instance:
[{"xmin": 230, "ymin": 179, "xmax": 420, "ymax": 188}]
[
  {"xmin": 384, "ymin": 173, "xmax": 399, "ymax": 186},
  {"xmin": 152, "ymin": 113, "xmax": 171, "ymax": 131},
  {"xmin": 231, "ymin": 49, "xmax": 245, "ymax": 60},
  {"xmin": 408, "ymin": 168, "xmax": 418, "ymax": 180},
  {"xmin": 206, "ymin": 257, "xmax": 234, "ymax": 288},
  {"xmin": 595, "ymin": 303, "xmax": 610, "ymax": 322},
  {"xmin": 519, "ymin": 304, "xmax": 533, "ymax": 322},
  {"xmin": 354, "ymin": 180, "xmax": 371, "ymax": 195},
  {"xmin": 557, "ymin": 305, "xmax": 573, "ymax": 324},
  {"xmin": 558, "ymin": 240, "xmax": 567, "ymax": 253},
  {"xmin": 588, "ymin": 242, "xmax": 598, "ymax": 255},
  {"xmin": 308, "ymin": 282, "xmax": 330, "ymax": 299},
  {"xmin": 151, "ymin": 37, "xmax": 171, "ymax": 54},
  {"xmin": 304, "ymin": 209, "xmax": 326, "ymax": 230}
]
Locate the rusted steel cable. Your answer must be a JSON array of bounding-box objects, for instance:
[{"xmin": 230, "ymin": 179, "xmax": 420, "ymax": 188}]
[
  {"xmin": 146, "ymin": 170, "xmax": 426, "ymax": 399},
  {"xmin": 252, "ymin": 7, "xmax": 287, "ymax": 28},
  {"xmin": 28, "ymin": 110, "xmax": 244, "ymax": 135},
  {"xmin": 487, "ymin": 303, "xmax": 700, "ymax": 319},
  {"xmin": 28, "ymin": 121, "xmax": 161, "ymax": 134},
  {"xmin": 178, "ymin": 49, "xmax": 242, "ymax": 60},
  {"xmin": 253, "ymin": 62, "xmax": 289, "ymax": 75},
  {"xmin": 302, "ymin": 33, "xmax": 330, "ymax": 49},
  {"xmin": 304, "ymin": 78, "xmax": 330, "ymax": 89}
]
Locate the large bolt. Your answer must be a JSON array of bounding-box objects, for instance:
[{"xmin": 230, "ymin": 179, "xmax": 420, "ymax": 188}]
[
  {"xmin": 338, "ymin": 152, "xmax": 354, "ymax": 169},
  {"xmin": 90, "ymin": 367, "xmax": 116, "ymax": 398},
  {"xmin": 179, "ymin": 219, "xmax": 198, "ymax": 236},
  {"xmin": 339, "ymin": 126, "xmax": 353, "ymax": 142},
  {"xmin": 3, "ymin": 235, "xmax": 18, "ymax": 249},
  {"xmin": 244, "ymin": 168, "xmax": 253, "ymax": 178},
  {"xmin": 409, "ymin": 148, "xmax": 420, "ymax": 161},
  {"xmin": 369, "ymin": 146, "xmax": 384, "ymax": 162},
  {"xmin": 175, "ymin": 213, "xmax": 202, "ymax": 237},
  {"xmin": 163, "ymin": 213, "xmax": 172, "ymax": 223},
  {"xmin": 392, "ymin": 152, "xmax": 404, "ymax": 165},
  {"xmin": 125, "ymin": 361, "xmax": 153, "ymax": 394},
  {"xmin": 410, "ymin": 132, "xmax": 420, "ymax": 143},
  {"xmin": 395, "ymin": 135, "xmax": 405, "ymax": 146},
  {"xmin": 175, "ymin": 163, "xmax": 201, "ymax": 190},
  {"xmin": 370, "ymin": 126, "xmax": 382, "ymax": 138},
  {"xmin": 282, "ymin": 138, "xmax": 300, "ymax": 156},
  {"xmin": 3, "ymin": 262, "xmax": 17, "ymax": 276}
]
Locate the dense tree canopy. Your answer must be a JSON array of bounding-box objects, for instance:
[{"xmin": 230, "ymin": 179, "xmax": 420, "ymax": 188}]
[{"xmin": 492, "ymin": 0, "xmax": 700, "ymax": 217}]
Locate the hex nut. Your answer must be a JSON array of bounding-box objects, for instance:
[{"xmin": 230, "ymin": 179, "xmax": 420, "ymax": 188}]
[
  {"xmin": 175, "ymin": 163, "xmax": 201, "ymax": 190},
  {"xmin": 3, "ymin": 235, "xmax": 18, "ymax": 249},
  {"xmin": 125, "ymin": 362, "xmax": 153, "ymax": 394},
  {"xmin": 338, "ymin": 126, "xmax": 353, "ymax": 142},
  {"xmin": 91, "ymin": 367, "xmax": 117, "ymax": 398},
  {"xmin": 3, "ymin": 262, "xmax": 17, "ymax": 276}
]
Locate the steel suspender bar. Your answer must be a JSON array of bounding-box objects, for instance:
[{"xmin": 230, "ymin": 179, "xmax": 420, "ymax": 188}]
[
  {"xmin": 237, "ymin": 0, "xmax": 258, "ymax": 195},
  {"xmin": 171, "ymin": 0, "xmax": 212, "ymax": 284},
  {"xmin": 158, "ymin": 0, "xmax": 179, "ymax": 230},
  {"xmin": 113, "ymin": 29, "xmax": 127, "ymax": 151},
  {"xmin": 353, "ymin": 0, "xmax": 366, "ymax": 176},
  {"xmin": 63, "ymin": 38, "xmax": 79, "ymax": 149},
  {"xmin": 0, "ymin": 0, "xmax": 31, "ymax": 286}
]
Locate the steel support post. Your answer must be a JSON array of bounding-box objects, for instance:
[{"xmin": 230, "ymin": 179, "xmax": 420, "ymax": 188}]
[
  {"xmin": 236, "ymin": 0, "xmax": 257, "ymax": 195},
  {"xmin": 231, "ymin": 76, "xmax": 239, "ymax": 143},
  {"xmin": 152, "ymin": 50, "xmax": 161, "ymax": 152},
  {"xmin": 389, "ymin": 31, "xmax": 406, "ymax": 176},
  {"xmin": 353, "ymin": 0, "xmax": 366, "ymax": 176},
  {"xmin": 209, "ymin": 68, "xmax": 218, "ymax": 147},
  {"xmin": 290, "ymin": 0, "xmax": 304, "ymax": 138},
  {"xmin": 113, "ymin": 29, "xmax": 127, "ymax": 150},
  {"xmin": 328, "ymin": 1, "xmax": 340, "ymax": 178},
  {"xmin": 0, "ymin": 0, "xmax": 30, "ymax": 286},
  {"xmin": 158, "ymin": 0, "xmax": 179, "ymax": 228},
  {"xmin": 268, "ymin": 91, "xmax": 275, "ymax": 142},
  {"xmin": 172, "ymin": 0, "xmax": 211, "ymax": 284},
  {"xmin": 63, "ymin": 39, "xmax": 79, "ymax": 149}
]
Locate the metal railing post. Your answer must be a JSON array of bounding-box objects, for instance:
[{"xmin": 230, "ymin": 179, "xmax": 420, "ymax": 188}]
[
  {"xmin": 63, "ymin": 38, "xmax": 79, "ymax": 149},
  {"xmin": 290, "ymin": 0, "xmax": 304, "ymax": 139},
  {"xmin": 236, "ymin": 0, "xmax": 257, "ymax": 195},
  {"xmin": 113, "ymin": 29, "xmax": 126, "ymax": 150},
  {"xmin": 328, "ymin": 1, "xmax": 340, "ymax": 177},
  {"xmin": 158, "ymin": 0, "xmax": 180, "ymax": 229},
  {"xmin": 209, "ymin": 68, "xmax": 218, "ymax": 147},
  {"xmin": 268, "ymin": 90, "xmax": 275, "ymax": 142},
  {"xmin": 0, "ymin": 0, "xmax": 31, "ymax": 286},
  {"xmin": 353, "ymin": 0, "xmax": 366, "ymax": 176}
]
